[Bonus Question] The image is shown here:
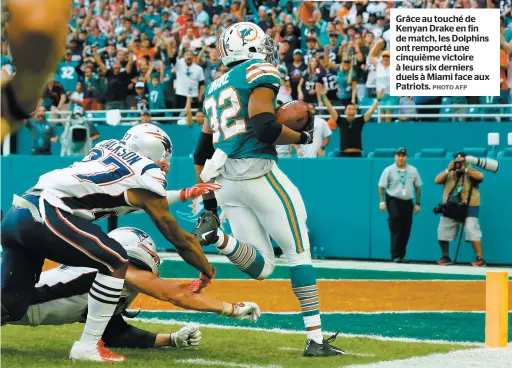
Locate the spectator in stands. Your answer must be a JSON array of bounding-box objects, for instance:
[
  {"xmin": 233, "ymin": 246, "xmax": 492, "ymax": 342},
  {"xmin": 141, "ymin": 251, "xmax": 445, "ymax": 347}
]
[
  {"xmin": 318, "ymin": 84, "xmax": 383, "ymax": 158},
  {"xmin": 413, "ymin": 96, "xmax": 443, "ymax": 122},
  {"xmin": 298, "ymin": 56, "xmax": 320, "ymax": 104},
  {"xmin": 56, "ymin": 49, "xmax": 80, "ymax": 93},
  {"xmin": 370, "ymin": 47, "xmax": 396, "ymax": 123},
  {"xmin": 139, "ymin": 110, "xmax": 157, "ymax": 125},
  {"xmin": 40, "ymin": 74, "xmax": 67, "ymax": 118},
  {"xmin": 298, "ymin": 104, "xmax": 332, "ymax": 158},
  {"xmin": 353, "ymin": 35, "xmax": 370, "ymax": 103},
  {"xmin": 277, "ymin": 67, "xmax": 293, "ymax": 104},
  {"xmin": 434, "ymin": 152, "xmax": 486, "ymax": 267},
  {"xmin": 69, "ymin": 81, "xmax": 84, "ymax": 112},
  {"xmin": 336, "ymin": 58, "xmax": 356, "ymax": 106},
  {"xmin": 174, "ymin": 49, "xmax": 205, "ymax": 111},
  {"xmin": 131, "ymin": 81, "xmax": 149, "ymax": 111},
  {"xmin": 148, "ymin": 73, "xmax": 166, "ymax": 117},
  {"xmin": 287, "ymin": 49, "xmax": 307, "ymax": 100},
  {"xmin": 24, "ymin": 106, "xmax": 58, "ymax": 155},
  {"xmin": 96, "ymin": 47, "xmax": 134, "ymax": 110},
  {"xmin": 378, "ymin": 148, "xmax": 422, "ymax": 263},
  {"xmin": 197, "ymin": 46, "xmax": 221, "ymax": 86},
  {"xmin": 398, "ymin": 97, "xmax": 417, "ymax": 122}
]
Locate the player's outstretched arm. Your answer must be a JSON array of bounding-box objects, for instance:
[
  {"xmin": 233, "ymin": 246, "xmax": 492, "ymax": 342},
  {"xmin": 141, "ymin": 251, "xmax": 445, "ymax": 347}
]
[
  {"xmin": 126, "ymin": 265, "xmax": 261, "ymax": 322},
  {"xmin": 127, "ymin": 188, "xmax": 215, "ymax": 278},
  {"xmin": 248, "ymin": 87, "xmax": 312, "ymax": 145}
]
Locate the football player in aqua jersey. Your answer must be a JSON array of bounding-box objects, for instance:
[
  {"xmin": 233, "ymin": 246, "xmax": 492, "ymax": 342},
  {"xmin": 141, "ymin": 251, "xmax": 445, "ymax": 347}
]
[
  {"xmin": 193, "ymin": 22, "xmax": 344, "ymax": 357},
  {"xmin": 1, "ymin": 124, "xmax": 217, "ymax": 362},
  {"xmin": 7, "ymin": 227, "xmax": 260, "ymax": 350}
]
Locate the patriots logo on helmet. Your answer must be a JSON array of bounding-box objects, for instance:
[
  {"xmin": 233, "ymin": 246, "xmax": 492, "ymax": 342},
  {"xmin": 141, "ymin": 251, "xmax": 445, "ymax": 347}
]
[{"xmin": 161, "ymin": 135, "xmax": 173, "ymax": 156}]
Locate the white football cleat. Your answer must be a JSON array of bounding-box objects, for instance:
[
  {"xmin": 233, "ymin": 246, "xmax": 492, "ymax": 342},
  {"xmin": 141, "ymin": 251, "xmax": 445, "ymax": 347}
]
[{"xmin": 69, "ymin": 339, "xmax": 127, "ymax": 363}]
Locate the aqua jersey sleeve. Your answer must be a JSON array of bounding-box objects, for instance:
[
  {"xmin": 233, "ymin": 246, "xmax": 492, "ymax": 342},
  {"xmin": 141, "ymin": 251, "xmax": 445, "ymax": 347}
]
[{"xmin": 245, "ymin": 61, "xmax": 281, "ymax": 93}]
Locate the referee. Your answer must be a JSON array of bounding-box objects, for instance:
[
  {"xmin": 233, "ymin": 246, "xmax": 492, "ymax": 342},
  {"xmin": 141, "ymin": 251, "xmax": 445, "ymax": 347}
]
[{"xmin": 378, "ymin": 148, "xmax": 422, "ymax": 262}]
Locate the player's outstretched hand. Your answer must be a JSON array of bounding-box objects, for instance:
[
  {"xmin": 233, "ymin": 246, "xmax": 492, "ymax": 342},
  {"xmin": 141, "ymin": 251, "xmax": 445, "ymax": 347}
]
[
  {"xmin": 189, "ymin": 268, "xmax": 216, "ymax": 293},
  {"xmin": 171, "ymin": 324, "xmax": 202, "ymax": 348},
  {"xmin": 229, "ymin": 302, "xmax": 261, "ymax": 323},
  {"xmin": 180, "ymin": 183, "xmax": 222, "ymax": 202}
]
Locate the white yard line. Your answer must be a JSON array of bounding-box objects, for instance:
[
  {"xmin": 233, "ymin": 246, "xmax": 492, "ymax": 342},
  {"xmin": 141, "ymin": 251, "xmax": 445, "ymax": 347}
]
[
  {"xmin": 158, "ymin": 252, "xmax": 511, "ymax": 276},
  {"xmin": 175, "ymin": 358, "xmax": 282, "ymax": 368},
  {"xmin": 133, "ymin": 310, "xmax": 487, "ymax": 314},
  {"xmin": 279, "ymin": 347, "xmax": 375, "ymax": 357},
  {"xmin": 133, "ymin": 317, "xmax": 481, "ymax": 346},
  {"xmin": 344, "ymin": 345, "xmax": 512, "ymax": 368}
]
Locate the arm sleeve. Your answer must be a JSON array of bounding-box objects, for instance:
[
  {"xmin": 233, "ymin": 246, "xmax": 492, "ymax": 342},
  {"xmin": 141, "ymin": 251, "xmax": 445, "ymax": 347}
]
[
  {"xmin": 102, "ymin": 314, "xmax": 158, "ymax": 349},
  {"xmin": 321, "ymin": 119, "xmax": 332, "ymax": 138},
  {"xmin": 415, "ymin": 170, "xmax": 423, "ymax": 187},
  {"xmin": 138, "ymin": 165, "xmax": 168, "ymax": 198},
  {"xmin": 378, "ymin": 168, "xmax": 388, "ymax": 188}
]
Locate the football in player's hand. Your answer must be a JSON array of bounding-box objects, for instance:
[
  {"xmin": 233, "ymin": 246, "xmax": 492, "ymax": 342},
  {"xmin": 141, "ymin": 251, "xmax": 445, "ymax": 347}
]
[{"xmin": 275, "ymin": 101, "xmax": 311, "ymax": 131}]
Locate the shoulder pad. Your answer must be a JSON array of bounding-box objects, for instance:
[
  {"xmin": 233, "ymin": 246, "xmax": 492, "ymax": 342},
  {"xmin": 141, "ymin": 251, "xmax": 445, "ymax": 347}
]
[{"xmin": 245, "ymin": 61, "xmax": 281, "ymax": 91}]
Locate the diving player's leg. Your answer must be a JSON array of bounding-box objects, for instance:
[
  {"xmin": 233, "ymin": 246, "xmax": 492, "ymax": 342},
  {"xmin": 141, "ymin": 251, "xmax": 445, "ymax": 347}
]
[
  {"xmin": 249, "ymin": 165, "xmax": 344, "ymax": 356},
  {"xmin": 41, "ymin": 201, "xmax": 128, "ymax": 362}
]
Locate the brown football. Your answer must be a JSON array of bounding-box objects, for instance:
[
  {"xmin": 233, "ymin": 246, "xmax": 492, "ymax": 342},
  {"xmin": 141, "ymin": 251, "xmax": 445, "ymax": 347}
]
[{"xmin": 275, "ymin": 100, "xmax": 311, "ymax": 131}]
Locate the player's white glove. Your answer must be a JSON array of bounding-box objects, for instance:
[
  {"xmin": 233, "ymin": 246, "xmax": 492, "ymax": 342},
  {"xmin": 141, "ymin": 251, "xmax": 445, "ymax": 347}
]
[
  {"xmin": 222, "ymin": 302, "xmax": 261, "ymax": 323},
  {"xmin": 170, "ymin": 324, "xmax": 202, "ymax": 348}
]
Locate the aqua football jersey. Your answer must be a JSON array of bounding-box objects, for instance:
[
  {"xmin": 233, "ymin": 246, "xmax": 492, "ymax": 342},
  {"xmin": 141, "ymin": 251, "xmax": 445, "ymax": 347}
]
[
  {"xmin": 56, "ymin": 61, "xmax": 80, "ymax": 92},
  {"xmin": 203, "ymin": 59, "xmax": 281, "ymax": 160}
]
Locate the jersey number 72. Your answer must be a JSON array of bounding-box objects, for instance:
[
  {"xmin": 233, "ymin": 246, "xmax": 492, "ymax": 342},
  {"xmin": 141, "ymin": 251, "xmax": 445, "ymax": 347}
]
[{"xmin": 204, "ymin": 86, "xmax": 247, "ymax": 144}]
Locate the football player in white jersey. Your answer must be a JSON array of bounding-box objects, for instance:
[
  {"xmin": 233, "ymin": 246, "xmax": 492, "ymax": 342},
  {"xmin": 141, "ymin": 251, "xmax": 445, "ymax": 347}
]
[
  {"xmin": 1, "ymin": 124, "xmax": 217, "ymax": 363},
  {"xmin": 7, "ymin": 227, "xmax": 260, "ymax": 350},
  {"xmin": 192, "ymin": 23, "xmax": 344, "ymax": 357}
]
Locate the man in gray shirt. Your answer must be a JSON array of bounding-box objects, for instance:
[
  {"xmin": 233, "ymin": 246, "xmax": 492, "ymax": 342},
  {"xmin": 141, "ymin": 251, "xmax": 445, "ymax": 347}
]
[{"xmin": 378, "ymin": 148, "xmax": 422, "ymax": 262}]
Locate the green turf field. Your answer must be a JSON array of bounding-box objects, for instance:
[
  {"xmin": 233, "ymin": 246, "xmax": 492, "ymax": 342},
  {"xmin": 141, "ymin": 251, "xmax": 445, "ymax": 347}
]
[{"xmin": 1, "ymin": 322, "xmax": 473, "ymax": 368}]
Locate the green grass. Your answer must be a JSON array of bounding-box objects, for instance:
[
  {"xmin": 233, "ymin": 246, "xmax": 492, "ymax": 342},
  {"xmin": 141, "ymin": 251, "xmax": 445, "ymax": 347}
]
[{"xmin": 1, "ymin": 322, "xmax": 475, "ymax": 368}]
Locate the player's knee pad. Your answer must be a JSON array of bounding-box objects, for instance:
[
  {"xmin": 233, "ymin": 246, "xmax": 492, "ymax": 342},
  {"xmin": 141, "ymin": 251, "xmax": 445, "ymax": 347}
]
[
  {"xmin": 286, "ymin": 251, "xmax": 312, "ymax": 267},
  {"xmin": 256, "ymin": 257, "xmax": 276, "ymax": 280}
]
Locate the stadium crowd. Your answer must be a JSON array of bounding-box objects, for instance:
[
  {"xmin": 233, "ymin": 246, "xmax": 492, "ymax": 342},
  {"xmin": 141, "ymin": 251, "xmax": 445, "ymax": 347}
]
[{"xmin": 1, "ymin": 0, "xmax": 511, "ymax": 125}]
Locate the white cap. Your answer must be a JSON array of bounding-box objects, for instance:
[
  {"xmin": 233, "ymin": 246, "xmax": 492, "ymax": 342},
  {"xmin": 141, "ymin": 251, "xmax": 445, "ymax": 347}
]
[{"xmin": 135, "ymin": 81, "xmax": 145, "ymax": 88}]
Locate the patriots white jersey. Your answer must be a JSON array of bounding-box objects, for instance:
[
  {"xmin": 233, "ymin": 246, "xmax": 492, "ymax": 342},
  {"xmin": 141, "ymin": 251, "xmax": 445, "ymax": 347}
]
[
  {"xmin": 12, "ymin": 265, "xmax": 139, "ymax": 327},
  {"xmin": 34, "ymin": 139, "xmax": 168, "ymax": 221}
]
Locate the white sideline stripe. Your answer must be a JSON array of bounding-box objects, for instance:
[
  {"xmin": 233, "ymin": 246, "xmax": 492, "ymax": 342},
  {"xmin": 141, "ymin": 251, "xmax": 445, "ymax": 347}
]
[
  {"xmin": 132, "ymin": 317, "xmax": 481, "ymax": 346},
  {"xmin": 157, "ymin": 253, "xmax": 511, "ymax": 277},
  {"xmin": 133, "ymin": 310, "xmax": 488, "ymax": 315},
  {"xmin": 160, "ymin": 278, "xmax": 485, "ymax": 282},
  {"xmin": 175, "ymin": 358, "xmax": 282, "ymax": 368},
  {"xmin": 344, "ymin": 344, "xmax": 512, "ymax": 368},
  {"xmin": 279, "ymin": 347, "xmax": 376, "ymax": 357}
]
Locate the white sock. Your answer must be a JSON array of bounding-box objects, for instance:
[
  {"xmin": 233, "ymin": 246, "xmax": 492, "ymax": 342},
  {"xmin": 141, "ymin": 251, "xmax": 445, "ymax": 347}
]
[
  {"xmin": 307, "ymin": 328, "xmax": 324, "ymax": 344},
  {"xmin": 304, "ymin": 315, "xmax": 323, "ymax": 343},
  {"xmin": 215, "ymin": 230, "xmax": 237, "ymax": 255},
  {"xmin": 79, "ymin": 273, "xmax": 124, "ymax": 345}
]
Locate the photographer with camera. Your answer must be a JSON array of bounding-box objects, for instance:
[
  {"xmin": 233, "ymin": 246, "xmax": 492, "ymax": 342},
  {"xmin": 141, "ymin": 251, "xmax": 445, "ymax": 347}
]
[{"xmin": 434, "ymin": 152, "xmax": 485, "ymax": 267}]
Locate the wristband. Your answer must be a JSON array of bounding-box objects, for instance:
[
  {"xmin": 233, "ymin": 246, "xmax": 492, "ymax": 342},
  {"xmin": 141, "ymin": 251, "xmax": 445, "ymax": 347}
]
[
  {"xmin": 379, "ymin": 201, "xmax": 385, "ymax": 205},
  {"xmin": 203, "ymin": 197, "xmax": 218, "ymax": 212},
  {"xmin": 169, "ymin": 335, "xmax": 177, "ymax": 348},
  {"xmin": 445, "ymin": 169, "xmax": 449, "ymax": 174},
  {"xmin": 221, "ymin": 302, "xmax": 234, "ymax": 317}
]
